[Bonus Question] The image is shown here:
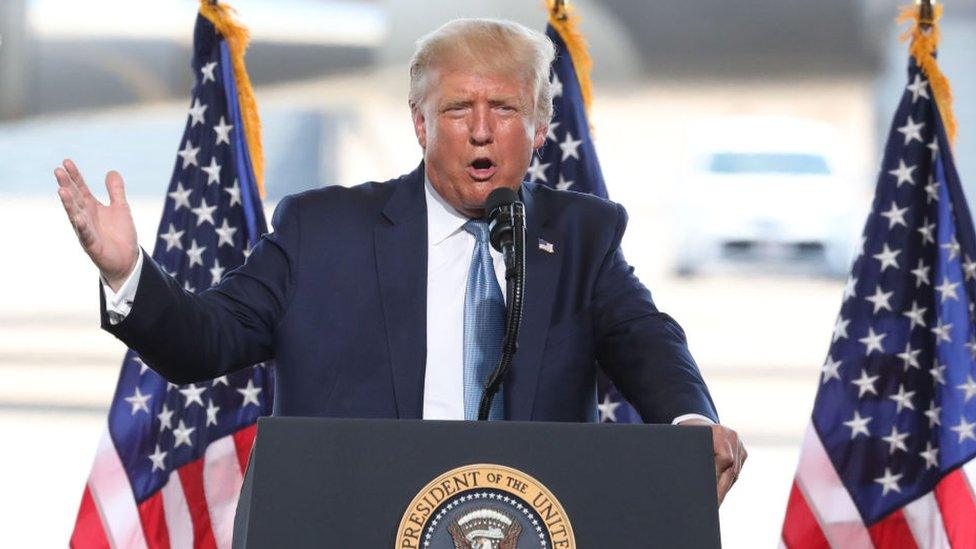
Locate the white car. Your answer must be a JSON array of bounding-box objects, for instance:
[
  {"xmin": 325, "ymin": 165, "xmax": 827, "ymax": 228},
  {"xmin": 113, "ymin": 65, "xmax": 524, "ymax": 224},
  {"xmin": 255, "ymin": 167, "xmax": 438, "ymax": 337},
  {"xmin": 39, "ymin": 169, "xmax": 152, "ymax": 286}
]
[{"xmin": 673, "ymin": 117, "xmax": 863, "ymax": 277}]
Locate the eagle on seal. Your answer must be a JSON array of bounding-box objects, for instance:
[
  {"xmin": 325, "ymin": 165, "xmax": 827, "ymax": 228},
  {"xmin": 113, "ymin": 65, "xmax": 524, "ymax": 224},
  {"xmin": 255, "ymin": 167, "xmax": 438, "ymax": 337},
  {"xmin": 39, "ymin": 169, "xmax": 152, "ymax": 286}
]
[{"xmin": 447, "ymin": 507, "xmax": 522, "ymax": 549}]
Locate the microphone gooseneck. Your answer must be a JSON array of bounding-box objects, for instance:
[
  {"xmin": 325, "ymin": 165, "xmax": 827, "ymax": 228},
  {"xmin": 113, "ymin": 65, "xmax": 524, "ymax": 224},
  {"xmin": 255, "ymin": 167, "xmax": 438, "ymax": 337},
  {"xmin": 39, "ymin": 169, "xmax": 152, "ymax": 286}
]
[{"xmin": 478, "ymin": 187, "xmax": 526, "ymax": 421}]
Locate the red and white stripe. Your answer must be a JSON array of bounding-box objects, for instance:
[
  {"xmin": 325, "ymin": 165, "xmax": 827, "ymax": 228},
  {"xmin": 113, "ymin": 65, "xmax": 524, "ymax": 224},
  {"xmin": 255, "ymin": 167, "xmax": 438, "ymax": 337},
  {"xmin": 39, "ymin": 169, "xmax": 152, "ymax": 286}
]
[
  {"xmin": 781, "ymin": 423, "xmax": 976, "ymax": 548},
  {"xmin": 71, "ymin": 424, "xmax": 257, "ymax": 549}
]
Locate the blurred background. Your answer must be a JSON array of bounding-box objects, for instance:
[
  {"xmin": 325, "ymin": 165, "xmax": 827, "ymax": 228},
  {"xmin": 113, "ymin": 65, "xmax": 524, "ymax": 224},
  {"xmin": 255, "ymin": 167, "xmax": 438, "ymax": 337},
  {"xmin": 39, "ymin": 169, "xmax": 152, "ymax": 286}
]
[{"xmin": 2, "ymin": 0, "xmax": 976, "ymax": 546}]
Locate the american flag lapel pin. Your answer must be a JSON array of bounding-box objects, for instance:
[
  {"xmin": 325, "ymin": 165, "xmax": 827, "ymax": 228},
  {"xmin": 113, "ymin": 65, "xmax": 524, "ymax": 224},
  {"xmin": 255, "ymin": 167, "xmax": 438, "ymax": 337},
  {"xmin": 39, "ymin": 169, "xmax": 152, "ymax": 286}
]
[{"xmin": 538, "ymin": 238, "xmax": 555, "ymax": 254}]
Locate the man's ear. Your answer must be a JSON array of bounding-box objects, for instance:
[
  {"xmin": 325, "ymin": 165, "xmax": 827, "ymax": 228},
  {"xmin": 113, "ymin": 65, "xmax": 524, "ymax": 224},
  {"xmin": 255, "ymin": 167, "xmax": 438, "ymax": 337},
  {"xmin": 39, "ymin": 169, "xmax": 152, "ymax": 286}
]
[
  {"xmin": 532, "ymin": 122, "xmax": 547, "ymax": 150},
  {"xmin": 411, "ymin": 104, "xmax": 428, "ymax": 150}
]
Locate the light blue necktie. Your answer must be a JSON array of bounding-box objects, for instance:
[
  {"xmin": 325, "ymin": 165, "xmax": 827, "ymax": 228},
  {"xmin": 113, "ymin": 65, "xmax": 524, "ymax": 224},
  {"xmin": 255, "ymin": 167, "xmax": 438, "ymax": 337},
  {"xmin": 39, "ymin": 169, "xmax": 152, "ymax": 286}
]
[{"xmin": 462, "ymin": 219, "xmax": 506, "ymax": 421}]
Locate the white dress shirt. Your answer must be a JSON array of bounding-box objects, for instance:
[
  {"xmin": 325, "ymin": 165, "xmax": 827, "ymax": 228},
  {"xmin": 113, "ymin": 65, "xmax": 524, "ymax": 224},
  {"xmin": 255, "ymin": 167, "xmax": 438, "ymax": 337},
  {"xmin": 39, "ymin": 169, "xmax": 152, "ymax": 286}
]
[
  {"xmin": 102, "ymin": 178, "xmax": 710, "ymax": 425},
  {"xmin": 421, "ymin": 177, "xmax": 507, "ymax": 420}
]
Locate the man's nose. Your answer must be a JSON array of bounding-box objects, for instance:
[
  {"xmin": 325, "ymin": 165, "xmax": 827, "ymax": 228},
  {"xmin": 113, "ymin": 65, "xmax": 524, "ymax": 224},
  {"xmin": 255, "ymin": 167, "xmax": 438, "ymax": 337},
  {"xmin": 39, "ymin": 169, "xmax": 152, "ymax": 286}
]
[{"xmin": 468, "ymin": 105, "xmax": 493, "ymax": 146}]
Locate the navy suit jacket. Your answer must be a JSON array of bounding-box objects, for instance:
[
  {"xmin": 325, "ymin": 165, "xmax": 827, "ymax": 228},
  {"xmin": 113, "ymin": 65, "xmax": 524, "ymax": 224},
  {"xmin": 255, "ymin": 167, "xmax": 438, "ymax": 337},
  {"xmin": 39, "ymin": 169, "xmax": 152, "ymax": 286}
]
[{"xmin": 103, "ymin": 164, "xmax": 717, "ymax": 423}]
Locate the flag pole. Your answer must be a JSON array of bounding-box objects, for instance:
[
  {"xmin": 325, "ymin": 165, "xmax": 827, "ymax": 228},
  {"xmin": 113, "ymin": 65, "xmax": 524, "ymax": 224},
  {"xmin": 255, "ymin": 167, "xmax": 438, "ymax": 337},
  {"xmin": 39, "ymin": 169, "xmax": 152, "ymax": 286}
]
[
  {"xmin": 545, "ymin": 0, "xmax": 593, "ymax": 115},
  {"xmin": 552, "ymin": 0, "xmax": 568, "ymax": 21},
  {"xmin": 918, "ymin": 0, "xmax": 934, "ymax": 30},
  {"xmin": 899, "ymin": 0, "xmax": 956, "ymax": 143}
]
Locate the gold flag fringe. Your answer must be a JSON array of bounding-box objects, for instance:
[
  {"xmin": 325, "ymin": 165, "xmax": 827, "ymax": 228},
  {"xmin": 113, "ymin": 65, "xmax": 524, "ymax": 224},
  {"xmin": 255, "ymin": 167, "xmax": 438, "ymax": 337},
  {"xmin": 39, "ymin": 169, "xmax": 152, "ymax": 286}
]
[
  {"xmin": 199, "ymin": 0, "xmax": 265, "ymax": 198},
  {"xmin": 546, "ymin": 0, "xmax": 593, "ymax": 117},
  {"xmin": 897, "ymin": 4, "xmax": 957, "ymax": 145}
]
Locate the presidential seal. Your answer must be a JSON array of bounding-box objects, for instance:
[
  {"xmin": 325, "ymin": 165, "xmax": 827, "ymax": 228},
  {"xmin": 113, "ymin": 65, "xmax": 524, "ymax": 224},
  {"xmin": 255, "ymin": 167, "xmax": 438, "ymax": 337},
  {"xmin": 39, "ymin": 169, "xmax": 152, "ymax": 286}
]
[{"xmin": 395, "ymin": 463, "xmax": 575, "ymax": 549}]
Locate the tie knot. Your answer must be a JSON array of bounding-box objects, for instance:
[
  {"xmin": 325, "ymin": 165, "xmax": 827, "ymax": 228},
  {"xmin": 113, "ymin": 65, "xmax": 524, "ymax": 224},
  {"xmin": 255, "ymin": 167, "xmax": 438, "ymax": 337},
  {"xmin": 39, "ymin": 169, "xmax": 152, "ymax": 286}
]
[{"xmin": 463, "ymin": 219, "xmax": 490, "ymax": 243}]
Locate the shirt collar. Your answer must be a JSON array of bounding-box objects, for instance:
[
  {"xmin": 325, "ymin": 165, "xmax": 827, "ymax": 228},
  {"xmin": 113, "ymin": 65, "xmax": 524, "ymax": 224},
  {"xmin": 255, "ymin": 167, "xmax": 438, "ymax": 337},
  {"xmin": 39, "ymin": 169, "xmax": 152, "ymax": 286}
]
[{"xmin": 424, "ymin": 174, "xmax": 471, "ymax": 246}]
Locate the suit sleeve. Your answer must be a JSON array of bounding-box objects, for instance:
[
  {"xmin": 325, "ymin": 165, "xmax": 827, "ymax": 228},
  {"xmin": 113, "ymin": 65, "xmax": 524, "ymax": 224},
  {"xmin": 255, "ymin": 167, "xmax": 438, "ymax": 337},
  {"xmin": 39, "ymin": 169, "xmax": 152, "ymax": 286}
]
[
  {"xmin": 592, "ymin": 202, "xmax": 719, "ymax": 424},
  {"xmin": 100, "ymin": 196, "xmax": 301, "ymax": 384}
]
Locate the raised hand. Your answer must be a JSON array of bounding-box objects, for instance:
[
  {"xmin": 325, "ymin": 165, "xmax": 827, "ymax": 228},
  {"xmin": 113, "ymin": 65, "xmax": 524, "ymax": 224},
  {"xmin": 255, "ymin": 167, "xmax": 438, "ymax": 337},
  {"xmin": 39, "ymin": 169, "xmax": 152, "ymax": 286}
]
[{"xmin": 55, "ymin": 159, "xmax": 139, "ymax": 291}]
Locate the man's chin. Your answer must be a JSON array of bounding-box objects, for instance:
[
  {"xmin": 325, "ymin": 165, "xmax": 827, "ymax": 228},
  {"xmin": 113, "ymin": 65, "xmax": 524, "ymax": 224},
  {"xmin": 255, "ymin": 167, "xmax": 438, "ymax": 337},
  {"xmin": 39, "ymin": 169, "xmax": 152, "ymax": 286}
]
[
  {"xmin": 444, "ymin": 177, "xmax": 521, "ymax": 217},
  {"xmin": 468, "ymin": 177, "xmax": 520, "ymax": 193},
  {"xmin": 462, "ymin": 185, "xmax": 512, "ymax": 211}
]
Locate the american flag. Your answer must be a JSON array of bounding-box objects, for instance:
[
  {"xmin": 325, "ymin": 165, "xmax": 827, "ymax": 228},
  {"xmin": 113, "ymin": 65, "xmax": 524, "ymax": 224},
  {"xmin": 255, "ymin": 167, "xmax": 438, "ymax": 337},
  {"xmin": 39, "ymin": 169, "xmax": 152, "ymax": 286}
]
[
  {"xmin": 530, "ymin": 5, "xmax": 640, "ymax": 424},
  {"xmin": 70, "ymin": 6, "xmax": 273, "ymax": 548},
  {"xmin": 780, "ymin": 20, "xmax": 976, "ymax": 549}
]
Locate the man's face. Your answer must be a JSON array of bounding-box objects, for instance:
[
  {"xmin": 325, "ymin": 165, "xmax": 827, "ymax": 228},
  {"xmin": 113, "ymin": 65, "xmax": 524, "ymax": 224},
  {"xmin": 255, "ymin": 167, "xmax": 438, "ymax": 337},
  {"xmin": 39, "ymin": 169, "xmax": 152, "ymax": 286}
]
[{"xmin": 412, "ymin": 64, "xmax": 547, "ymax": 218}]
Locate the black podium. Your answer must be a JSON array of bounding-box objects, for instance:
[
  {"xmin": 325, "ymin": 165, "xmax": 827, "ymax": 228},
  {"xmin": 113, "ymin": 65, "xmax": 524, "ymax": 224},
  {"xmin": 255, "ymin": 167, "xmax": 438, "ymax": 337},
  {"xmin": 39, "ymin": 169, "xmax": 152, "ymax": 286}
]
[{"xmin": 233, "ymin": 417, "xmax": 721, "ymax": 548}]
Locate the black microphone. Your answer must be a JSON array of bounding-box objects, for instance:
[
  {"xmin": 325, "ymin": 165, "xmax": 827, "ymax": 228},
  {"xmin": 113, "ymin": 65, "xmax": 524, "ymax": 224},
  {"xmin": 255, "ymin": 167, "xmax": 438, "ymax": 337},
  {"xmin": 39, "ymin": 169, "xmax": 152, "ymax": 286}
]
[
  {"xmin": 485, "ymin": 187, "xmax": 519, "ymax": 255},
  {"xmin": 478, "ymin": 188, "xmax": 526, "ymax": 421}
]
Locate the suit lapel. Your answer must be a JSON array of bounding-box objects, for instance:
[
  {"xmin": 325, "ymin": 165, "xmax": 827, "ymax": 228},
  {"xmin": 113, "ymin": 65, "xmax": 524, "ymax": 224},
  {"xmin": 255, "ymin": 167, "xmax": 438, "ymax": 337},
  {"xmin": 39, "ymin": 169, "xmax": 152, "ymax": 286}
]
[
  {"xmin": 374, "ymin": 165, "xmax": 427, "ymax": 419},
  {"xmin": 506, "ymin": 184, "xmax": 561, "ymax": 420},
  {"xmin": 374, "ymin": 173, "xmax": 560, "ymax": 420}
]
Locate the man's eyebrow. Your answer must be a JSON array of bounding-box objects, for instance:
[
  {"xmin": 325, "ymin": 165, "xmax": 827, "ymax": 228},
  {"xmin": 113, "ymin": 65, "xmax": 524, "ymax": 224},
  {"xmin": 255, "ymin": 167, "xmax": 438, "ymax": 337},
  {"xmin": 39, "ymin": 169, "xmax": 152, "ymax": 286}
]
[
  {"xmin": 440, "ymin": 99, "xmax": 472, "ymax": 109},
  {"xmin": 488, "ymin": 97, "xmax": 522, "ymax": 107}
]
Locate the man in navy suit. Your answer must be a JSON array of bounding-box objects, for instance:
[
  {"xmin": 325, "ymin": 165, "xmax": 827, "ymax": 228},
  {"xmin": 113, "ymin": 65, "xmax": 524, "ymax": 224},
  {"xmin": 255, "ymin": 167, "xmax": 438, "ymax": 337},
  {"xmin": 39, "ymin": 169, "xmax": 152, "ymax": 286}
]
[{"xmin": 55, "ymin": 18, "xmax": 745, "ymax": 502}]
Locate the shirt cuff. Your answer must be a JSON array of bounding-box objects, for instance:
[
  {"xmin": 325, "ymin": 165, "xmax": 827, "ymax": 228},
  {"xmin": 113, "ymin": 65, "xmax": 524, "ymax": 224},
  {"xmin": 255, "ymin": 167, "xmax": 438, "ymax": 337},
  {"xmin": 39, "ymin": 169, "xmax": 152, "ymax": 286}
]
[
  {"xmin": 100, "ymin": 251, "xmax": 145, "ymax": 325},
  {"xmin": 671, "ymin": 413, "xmax": 715, "ymax": 426}
]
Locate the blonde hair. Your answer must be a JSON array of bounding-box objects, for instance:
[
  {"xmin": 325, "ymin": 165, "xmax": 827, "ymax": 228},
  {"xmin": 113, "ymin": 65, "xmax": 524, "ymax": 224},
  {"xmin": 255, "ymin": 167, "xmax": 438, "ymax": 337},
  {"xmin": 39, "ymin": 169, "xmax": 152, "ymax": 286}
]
[{"xmin": 408, "ymin": 18, "xmax": 556, "ymax": 127}]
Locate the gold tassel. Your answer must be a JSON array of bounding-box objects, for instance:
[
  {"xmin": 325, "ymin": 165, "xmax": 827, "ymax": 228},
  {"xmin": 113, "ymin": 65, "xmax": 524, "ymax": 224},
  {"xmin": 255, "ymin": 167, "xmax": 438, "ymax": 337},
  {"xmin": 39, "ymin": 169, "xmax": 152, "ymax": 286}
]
[
  {"xmin": 199, "ymin": 0, "xmax": 266, "ymax": 199},
  {"xmin": 546, "ymin": 0, "xmax": 594, "ymax": 116},
  {"xmin": 897, "ymin": 3, "xmax": 957, "ymax": 145}
]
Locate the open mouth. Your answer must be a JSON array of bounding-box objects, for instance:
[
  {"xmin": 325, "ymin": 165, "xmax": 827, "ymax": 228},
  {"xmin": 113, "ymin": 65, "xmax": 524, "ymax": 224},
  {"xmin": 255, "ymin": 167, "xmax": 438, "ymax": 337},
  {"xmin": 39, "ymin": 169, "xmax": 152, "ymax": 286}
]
[{"xmin": 467, "ymin": 157, "xmax": 497, "ymax": 181}]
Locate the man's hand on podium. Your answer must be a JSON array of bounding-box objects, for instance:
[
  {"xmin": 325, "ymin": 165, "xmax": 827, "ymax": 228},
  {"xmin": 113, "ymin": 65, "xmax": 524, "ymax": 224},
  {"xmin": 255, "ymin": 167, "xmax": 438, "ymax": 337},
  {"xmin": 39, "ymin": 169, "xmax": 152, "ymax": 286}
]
[
  {"xmin": 55, "ymin": 159, "xmax": 140, "ymax": 292},
  {"xmin": 678, "ymin": 418, "xmax": 746, "ymax": 505}
]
